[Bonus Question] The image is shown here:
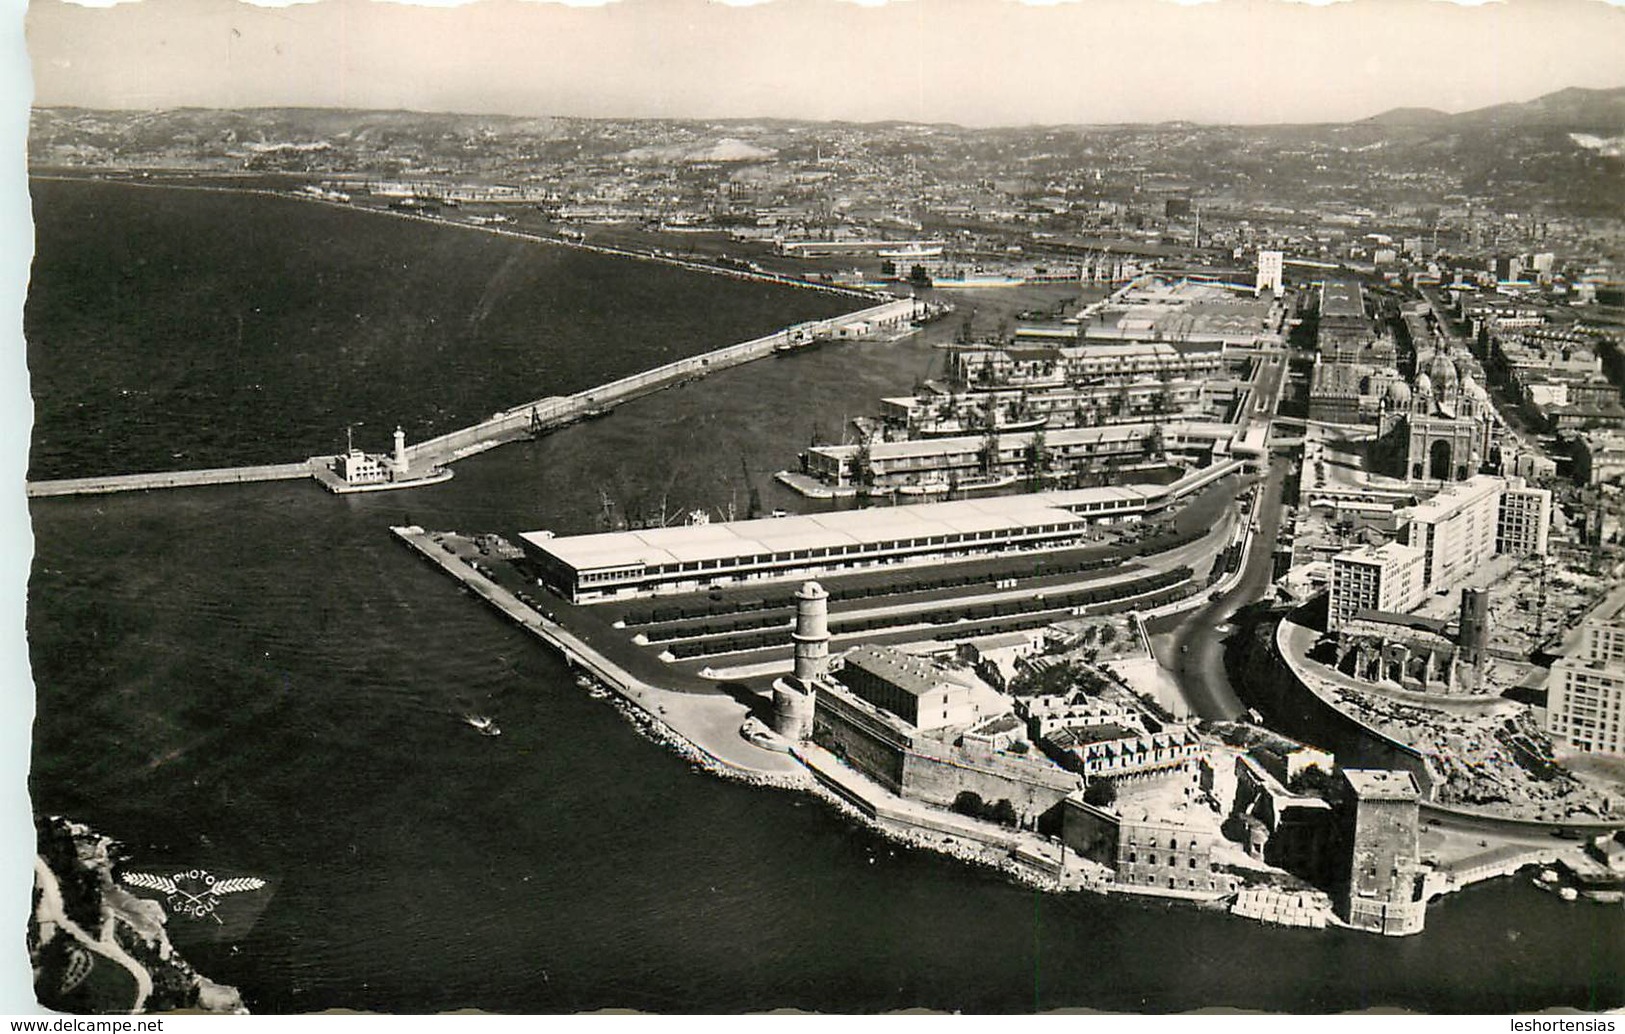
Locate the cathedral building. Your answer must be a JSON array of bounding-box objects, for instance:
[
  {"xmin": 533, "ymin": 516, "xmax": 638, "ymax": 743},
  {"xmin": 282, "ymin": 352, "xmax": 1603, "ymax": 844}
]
[{"xmin": 1377, "ymin": 346, "xmax": 1496, "ymax": 484}]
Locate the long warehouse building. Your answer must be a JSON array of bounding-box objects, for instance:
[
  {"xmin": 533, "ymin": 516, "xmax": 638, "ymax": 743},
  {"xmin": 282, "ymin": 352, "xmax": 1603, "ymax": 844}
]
[{"xmin": 523, "ymin": 463, "xmax": 1239, "ymax": 603}]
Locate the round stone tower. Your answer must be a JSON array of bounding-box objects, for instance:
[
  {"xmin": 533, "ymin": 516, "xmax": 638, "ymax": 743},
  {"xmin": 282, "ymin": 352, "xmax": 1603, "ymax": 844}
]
[
  {"xmin": 790, "ymin": 581, "xmax": 830, "ymax": 684},
  {"xmin": 771, "ymin": 581, "xmax": 829, "ymax": 741},
  {"xmin": 1457, "ymin": 587, "xmax": 1490, "ymax": 669}
]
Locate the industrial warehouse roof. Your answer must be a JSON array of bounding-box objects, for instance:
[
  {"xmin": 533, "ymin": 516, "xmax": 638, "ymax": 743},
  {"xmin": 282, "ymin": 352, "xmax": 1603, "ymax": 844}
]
[
  {"xmin": 960, "ymin": 340, "xmax": 1203, "ymax": 362},
  {"xmin": 1320, "ymin": 280, "xmax": 1366, "ymax": 321},
  {"xmin": 523, "ymin": 492, "xmax": 1103, "ymax": 573}
]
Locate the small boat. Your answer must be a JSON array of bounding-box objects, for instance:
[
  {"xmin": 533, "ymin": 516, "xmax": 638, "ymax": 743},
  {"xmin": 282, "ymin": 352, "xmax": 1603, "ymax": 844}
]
[{"xmin": 463, "ymin": 714, "xmax": 501, "ymax": 737}]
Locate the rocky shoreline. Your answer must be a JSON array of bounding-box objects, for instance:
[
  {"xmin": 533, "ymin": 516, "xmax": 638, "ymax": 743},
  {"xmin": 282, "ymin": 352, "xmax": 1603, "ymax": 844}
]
[
  {"xmin": 29, "ymin": 815, "xmax": 247, "ymax": 1015},
  {"xmin": 580, "ymin": 669, "xmax": 1089, "ymax": 895}
]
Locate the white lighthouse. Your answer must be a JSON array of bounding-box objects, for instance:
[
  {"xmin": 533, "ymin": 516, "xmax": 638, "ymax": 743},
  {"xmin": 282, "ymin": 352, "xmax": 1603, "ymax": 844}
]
[{"xmin": 391, "ymin": 425, "xmax": 411, "ymax": 476}]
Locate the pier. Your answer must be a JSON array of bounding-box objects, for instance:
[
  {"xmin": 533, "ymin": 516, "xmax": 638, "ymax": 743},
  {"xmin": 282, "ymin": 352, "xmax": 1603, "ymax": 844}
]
[
  {"xmin": 401, "ymin": 296, "xmax": 921, "ymax": 469},
  {"xmin": 389, "ymin": 523, "xmax": 805, "ymax": 779},
  {"xmin": 25, "ymin": 295, "xmax": 922, "ymax": 499},
  {"xmin": 25, "ymin": 461, "xmax": 313, "ymax": 499}
]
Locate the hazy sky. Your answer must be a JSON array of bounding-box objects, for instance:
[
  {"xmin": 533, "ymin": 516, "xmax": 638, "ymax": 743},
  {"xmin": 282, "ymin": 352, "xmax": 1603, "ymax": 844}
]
[{"xmin": 22, "ymin": 0, "xmax": 1625, "ymax": 126}]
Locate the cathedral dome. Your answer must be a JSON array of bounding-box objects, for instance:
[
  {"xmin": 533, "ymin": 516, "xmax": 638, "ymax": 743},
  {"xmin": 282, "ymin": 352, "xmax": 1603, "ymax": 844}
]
[
  {"xmin": 1415, "ymin": 372, "xmax": 1434, "ymax": 396},
  {"xmin": 1386, "ymin": 379, "xmax": 1412, "ymax": 407},
  {"xmin": 1428, "ymin": 352, "xmax": 1460, "ymax": 391},
  {"xmin": 1461, "ymin": 372, "xmax": 1488, "ymax": 401}
]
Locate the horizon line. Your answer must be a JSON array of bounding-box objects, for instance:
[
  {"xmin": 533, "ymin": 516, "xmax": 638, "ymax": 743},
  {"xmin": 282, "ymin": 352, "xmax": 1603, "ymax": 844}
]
[{"xmin": 28, "ymin": 81, "xmax": 1625, "ymax": 132}]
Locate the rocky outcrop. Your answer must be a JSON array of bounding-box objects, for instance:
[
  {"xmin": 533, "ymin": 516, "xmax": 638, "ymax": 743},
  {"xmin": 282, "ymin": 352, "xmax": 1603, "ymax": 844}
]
[{"xmin": 29, "ymin": 815, "xmax": 247, "ymax": 1015}]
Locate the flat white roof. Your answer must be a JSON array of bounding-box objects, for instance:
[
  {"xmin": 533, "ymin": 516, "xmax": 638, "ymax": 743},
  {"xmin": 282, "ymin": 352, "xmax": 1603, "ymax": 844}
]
[
  {"xmin": 525, "ymin": 493, "xmax": 1099, "ymax": 574},
  {"xmin": 1343, "ymin": 769, "xmax": 1419, "ymax": 801},
  {"xmin": 810, "ymin": 420, "xmax": 1233, "ymax": 460},
  {"xmin": 1407, "ymin": 474, "xmax": 1504, "ymax": 522},
  {"xmin": 1335, "ymin": 541, "xmax": 1423, "ymax": 566}
]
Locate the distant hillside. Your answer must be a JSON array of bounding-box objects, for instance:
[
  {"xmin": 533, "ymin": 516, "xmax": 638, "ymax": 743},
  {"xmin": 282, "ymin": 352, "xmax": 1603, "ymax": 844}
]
[
  {"xmin": 1456, "ymin": 86, "xmax": 1625, "ymax": 130},
  {"xmin": 1367, "ymin": 86, "xmax": 1625, "ymax": 132},
  {"xmin": 1359, "ymin": 106, "xmax": 1451, "ymax": 128},
  {"xmin": 27, "ymin": 84, "xmax": 1625, "ymax": 218}
]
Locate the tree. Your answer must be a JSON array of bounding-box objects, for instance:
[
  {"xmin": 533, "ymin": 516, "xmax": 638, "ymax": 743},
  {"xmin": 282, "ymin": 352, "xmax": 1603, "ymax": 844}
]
[
  {"xmin": 1154, "ymin": 370, "xmax": 1174, "ymax": 417},
  {"xmin": 952, "ymin": 791, "xmax": 987, "ymax": 818},
  {"xmin": 1288, "ymin": 765, "xmax": 1338, "ymax": 800},
  {"xmin": 853, "ymin": 435, "xmax": 876, "ymax": 489},
  {"xmin": 978, "ymin": 429, "xmax": 1000, "ymax": 477},
  {"xmin": 1083, "ymin": 780, "xmax": 1118, "ymax": 807},
  {"xmin": 879, "ymin": 259, "xmax": 897, "ymax": 277},
  {"xmin": 1112, "ymin": 384, "xmax": 1131, "ymax": 419},
  {"xmin": 1025, "ymin": 428, "xmax": 1049, "ymax": 491},
  {"xmin": 1142, "ymin": 422, "xmax": 1165, "ymax": 459},
  {"xmin": 909, "ymin": 264, "xmax": 933, "ymax": 287}
]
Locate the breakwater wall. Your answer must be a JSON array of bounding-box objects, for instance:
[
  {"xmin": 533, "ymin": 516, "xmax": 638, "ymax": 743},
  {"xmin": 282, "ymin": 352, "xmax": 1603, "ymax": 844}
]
[
  {"xmin": 26, "ymin": 461, "xmax": 312, "ymax": 499},
  {"xmin": 403, "ymin": 296, "xmax": 922, "ymax": 468},
  {"xmin": 388, "ymin": 524, "xmax": 808, "ymax": 787},
  {"xmin": 26, "ymin": 289, "xmax": 912, "ymax": 497}
]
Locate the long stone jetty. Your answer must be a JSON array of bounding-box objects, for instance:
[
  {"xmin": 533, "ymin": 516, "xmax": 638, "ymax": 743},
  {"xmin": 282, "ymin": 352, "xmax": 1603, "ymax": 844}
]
[
  {"xmin": 26, "ymin": 296, "xmax": 922, "ymax": 499},
  {"xmin": 26, "ymin": 461, "xmax": 313, "ymax": 499},
  {"xmin": 404, "ymin": 295, "xmax": 921, "ymax": 468}
]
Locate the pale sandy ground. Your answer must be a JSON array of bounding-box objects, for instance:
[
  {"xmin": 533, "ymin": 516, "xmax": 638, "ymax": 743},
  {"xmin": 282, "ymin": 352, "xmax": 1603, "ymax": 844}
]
[
  {"xmin": 1105, "ymin": 655, "xmax": 1193, "ymax": 720},
  {"xmin": 398, "ymin": 526, "xmax": 806, "ymax": 777},
  {"xmin": 614, "ymin": 678, "xmax": 806, "ymax": 776}
]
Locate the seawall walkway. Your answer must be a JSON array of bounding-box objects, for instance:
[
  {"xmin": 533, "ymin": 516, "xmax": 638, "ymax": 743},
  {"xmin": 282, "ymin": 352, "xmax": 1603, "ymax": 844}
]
[
  {"xmin": 390, "ymin": 524, "xmax": 805, "ymax": 780},
  {"xmin": 26, "ymin": 461, "xmax": 313, "ymax": 499},
  {"xmin": 403, "ymin": 296, "xmax": 921, "ymax": 470},
  {"xmin": 26, "ymin": 297, "xmax": 917, "ymax": 499}
]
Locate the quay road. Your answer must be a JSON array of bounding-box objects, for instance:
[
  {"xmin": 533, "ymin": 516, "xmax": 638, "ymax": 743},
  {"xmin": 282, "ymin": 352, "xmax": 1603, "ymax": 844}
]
[
  {"xmin": 1145, "ymin": 458, "xmax": 1286, "ymax": 721},
  {"xmin": 678, "ymin": 485, "xmax": 1244, "ymax": 676},
  {"xmin": 392, "ymin": 524, "xmax": 806, "ymax": 778},
  {"xmin": 1145, "ymin": 352, "xmax": 1291, "ymax": 720}
]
